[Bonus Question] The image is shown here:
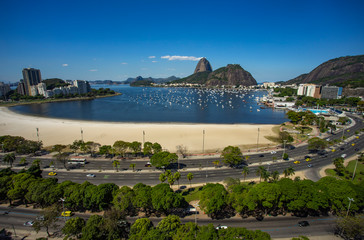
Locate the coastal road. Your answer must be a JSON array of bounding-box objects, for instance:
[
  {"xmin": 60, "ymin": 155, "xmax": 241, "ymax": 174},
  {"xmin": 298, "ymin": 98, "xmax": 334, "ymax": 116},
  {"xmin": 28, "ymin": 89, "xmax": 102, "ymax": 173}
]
[
  {"xmin": 1, "ymin": 115, "xmax": 363, "ymax": 186},
  {"xmin": 0, "ymin": 206, "xmax": 338, "ymax": 239}
]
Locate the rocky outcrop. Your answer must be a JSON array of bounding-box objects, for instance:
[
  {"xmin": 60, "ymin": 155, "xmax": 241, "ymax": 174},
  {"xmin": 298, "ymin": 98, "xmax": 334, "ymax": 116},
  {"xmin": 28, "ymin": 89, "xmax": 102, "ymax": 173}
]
[
  {"xmin": 205, "ymin": 64, "xmax": 257, "ymax": 87},
  {"xmin": 285, "ymin": 55, "xmax": 364, "ymax": 87},
  {"xmin": 174, "ymin": 63, "xmax": 257, "ymax": 87},
  {"xmin": 194, "ymin": 58, "xmax": 213, "ymax": 73}
]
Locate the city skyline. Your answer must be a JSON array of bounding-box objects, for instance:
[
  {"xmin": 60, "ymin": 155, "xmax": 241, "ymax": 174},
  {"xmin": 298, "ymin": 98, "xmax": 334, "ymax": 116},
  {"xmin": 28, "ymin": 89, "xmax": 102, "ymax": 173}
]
[{"xmin": 1, "ymin": 0, "xmax": 364, "ymax": 83}]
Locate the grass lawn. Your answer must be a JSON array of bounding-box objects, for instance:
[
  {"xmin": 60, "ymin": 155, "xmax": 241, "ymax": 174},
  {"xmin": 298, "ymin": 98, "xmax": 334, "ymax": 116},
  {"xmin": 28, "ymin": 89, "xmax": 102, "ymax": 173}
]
[
  {"xmin": 325, "ymin": 160, "xmax": 364, "ymax": 183},
  {"xmin": 182, "ymin": 186, "xmax": 203, "ymax": 203}
]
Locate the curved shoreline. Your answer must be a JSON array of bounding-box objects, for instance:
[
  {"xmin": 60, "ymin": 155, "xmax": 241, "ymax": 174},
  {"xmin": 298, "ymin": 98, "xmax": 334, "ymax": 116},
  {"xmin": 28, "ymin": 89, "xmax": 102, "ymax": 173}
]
[{"xmin": 0, "ymin": 107, "xmax": 278, "ymax": 153}]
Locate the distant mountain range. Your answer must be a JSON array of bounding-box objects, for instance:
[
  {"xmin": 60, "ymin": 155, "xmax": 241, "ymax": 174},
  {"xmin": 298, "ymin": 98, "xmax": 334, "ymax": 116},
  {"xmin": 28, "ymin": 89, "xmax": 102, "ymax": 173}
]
[
  {"xmin": 284, "ymin": 55, "xmax": 364, "ymax": 88},
  {"xmin": 88, "ymin": 76, "xmax": 180, "ymax": 86}
]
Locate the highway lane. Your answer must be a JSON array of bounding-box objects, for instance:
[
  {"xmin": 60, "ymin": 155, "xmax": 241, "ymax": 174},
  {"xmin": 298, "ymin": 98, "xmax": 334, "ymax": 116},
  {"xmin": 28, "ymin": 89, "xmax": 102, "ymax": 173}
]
[{"xmin": 0, "ymin": 206, "xmax": 338, "ymax": 239}]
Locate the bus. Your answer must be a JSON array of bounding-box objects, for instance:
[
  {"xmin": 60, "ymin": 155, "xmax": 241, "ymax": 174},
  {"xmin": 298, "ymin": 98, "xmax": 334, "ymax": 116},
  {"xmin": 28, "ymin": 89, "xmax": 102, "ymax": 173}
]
[{"xmin": 68, "ymin": 157, "xmax": 87, "ymax": 165}]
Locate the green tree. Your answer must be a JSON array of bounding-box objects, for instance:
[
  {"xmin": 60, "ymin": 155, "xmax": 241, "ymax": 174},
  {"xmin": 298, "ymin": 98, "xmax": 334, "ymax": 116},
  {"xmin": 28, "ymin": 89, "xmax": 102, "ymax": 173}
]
[
  {"xmin": 152, "ymin": 142, "xmax": 162, "ymax": 154},
  {"xmin": 3, "ymin": 153, "xmax": 15, "ymax": 168},
  {"xmin": 333, "ymin": 157, "xmax": 345, "ymax": 175},
  {"xmin": 113, "ymin": 140, "xmax": 129, "ymax": 157},
  {"xmin": 159, "ymin": 173, "xmax": 166, "ymax": 183},
  {"xmin": 256, "ymin": 166, "xmax": 267, "ymax": 182},
  {"xmin": 112, "ymin": 186, "xmax": 136, "ymax": 215},
  {"xmin": 242, "ymin": 166, "xmax": 250, "ymax": 182},
  {"xmin": 271, "ymin": 171, "xmax": 280, "ymax": 182},
  {"xmin": 129, "ymin": 218, "xmax": 154, "ymax": 238},
  {"xmin": 132, "ymin": 183, "xmax": 152, "ymax": 214},
  {"xmin": 283, "ymin": 167, "xmax": 295, "ymax": 178},
  {"xmin": 129, "ymin": 141, "xmax": 142, "ymax": 156},
  {"xmin": 62, "ymin": 216, "xmax": 85, "ymax": 239},
  {"xmin": 52, "ymin": 144, "xmax": 66, "ymax": 154},
  {"xmin": 221, "ymin": 146, "xmax": 243, "ymax": 167},
  {"xmin": 308, "ymin": 137, "xmax": 328, "ymax": 152},
  {"xmin": 143, "ymin": 142, "xmax": 153, "ymax": 156},
  {"xmin": 99, "ymin": 145, "xmax": 112, "ymax": 155},
  {"xmin": 187, "ymin": 173, "xmax": 194, "ymax": 187},
  {"xmin": 33, "ymin": 204, "xmax": 61, "ymax": 237},
  {"xmin": 279, "ymin": 131, "xmax": 294, "ymax": 144},
  {"xmin": 81, "ymin": 215, "xmax": 107, "ymax": 240},
  {"xmin": 54, "ymin": 152, "xmax": 69, "ymax": 169},
  {"xmin": 174, "ymin": 172, "xmax": 181, "ymax": 187},
  {"xmin": 150, "ymin": 151, "xmax": 178, "ymax": 169},
  {"xmin": 19, "ymin": 157, "xmax": 27, "ymax": 166},
  {"xmin": 199, "ymin": 183, "xmax": 229, "ymax": 219},
  {"xmin": 336, "ymin": 215, "xmax": 364, "ymax": 240},
  {"xmin": 32, "ymin": 158, "xmax": 41, "ymax": 167},
  {"xmin": 112, "ymin": 160, "xmax": 120, "ymax": 172},
  {"xmin": 156, "ymin": 215, "xmax": 181, "ymax": 237},
  {"xmin": 129, "ymin": 163, "xmax": 136, "ymax": 172}
]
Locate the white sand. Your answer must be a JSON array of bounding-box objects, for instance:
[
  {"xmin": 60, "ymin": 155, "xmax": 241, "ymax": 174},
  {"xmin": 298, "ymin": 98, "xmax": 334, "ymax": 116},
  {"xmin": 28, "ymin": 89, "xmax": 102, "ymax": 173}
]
[{"xmin": 0, "ymin": 107, "xmax": 278, "ymax": 153}]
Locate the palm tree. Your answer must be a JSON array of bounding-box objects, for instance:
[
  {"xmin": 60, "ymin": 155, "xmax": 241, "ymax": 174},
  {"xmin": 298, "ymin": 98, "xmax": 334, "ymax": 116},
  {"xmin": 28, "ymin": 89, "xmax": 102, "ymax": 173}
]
[
  {"xmin": 283, "ymin": 167, "xmax": 295, "ymax": 178},
  {"xmin": 112, "ymin": 160, "xmax": 120, "ymax": 172},
  {"xmin": 32, "ymin": 159, "xmax": 41, "ymax": 167},
  {"xmin": 19, "ymin": 157, "xmax": 27, "ymax": 166},
  {"xmin": 174, "ymin": 172, "xmax": 181, "ymax": 187},
  {"xmin": 159, "ymin": 173, "xmax": 166, "ymax": 183},
  {"xmin": 242, "ymin": 166, "xmax": 250, "ymax": 182},
  {"xmin": 212, "ymin": 160, "xmax": 220, "ymax": 168},
  {"xmin": 262, "ymin": 170, "xmax": 270, "ymax": 182},
  {"xmin": 167, "ymin": 175, "xmax": 175, "ymax": 187},
  {"xmin": 3, "ymin": 153, "xmax": 15, "ymax": 168},
  {"xmin": 271, "ymin": 171, "xmax": 280, "ymax": 181},
  {"xmin": 256, "ymin": 166, "xmax": 266, "ymax": 182},
  {"xmin": 187, "ymin": 173, "xmax": 194, "ymax": 187},
  {"xmin": 129, "ymin": 163, "xmax": 136, "ymax": 172}
]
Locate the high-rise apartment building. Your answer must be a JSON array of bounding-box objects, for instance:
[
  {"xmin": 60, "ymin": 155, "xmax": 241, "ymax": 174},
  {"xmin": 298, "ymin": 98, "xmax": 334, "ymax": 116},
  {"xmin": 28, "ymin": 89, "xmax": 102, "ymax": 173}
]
[{"xmin": 22, "ymin": 68, "xmax": 42, "ymax": 96}]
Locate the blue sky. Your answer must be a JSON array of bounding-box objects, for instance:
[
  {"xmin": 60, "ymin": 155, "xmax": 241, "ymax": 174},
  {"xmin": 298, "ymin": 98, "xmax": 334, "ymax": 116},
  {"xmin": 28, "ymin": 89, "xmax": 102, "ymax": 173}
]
[{"xmin": 1, "ymin": 0, "xmax": 364, "ymax": 83}]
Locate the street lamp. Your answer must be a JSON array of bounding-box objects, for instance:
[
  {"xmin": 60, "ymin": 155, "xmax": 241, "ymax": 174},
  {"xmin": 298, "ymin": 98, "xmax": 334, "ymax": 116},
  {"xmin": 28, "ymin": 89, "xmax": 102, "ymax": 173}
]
[
  {"xmin": 60, "ymin": 197, "xmax": 66, "ymax": 222},
  {"xmin": 346, "ymin": 197, "xmax": 354, "ymax": 217},
  {"xmin": 202, "ymin": 130, "xmax": 205, "ymax": 154},
  {"xmin": 352, "ymin": 155, "xmax": 360, "ymax": 181},
  {"xmin": 267, "ymin": 163, "xmax": 270, "ymax": 172},
  {"xmin": 256, "ymin": 128, "xmax": 260, "ymax": 152},
  {"xmin": 142, "ymin": 131, "xmax": 145, "ymax": 149},
  {"xmin": 36, "ymin": 128, "xmax": 39, "ymax": 142}
]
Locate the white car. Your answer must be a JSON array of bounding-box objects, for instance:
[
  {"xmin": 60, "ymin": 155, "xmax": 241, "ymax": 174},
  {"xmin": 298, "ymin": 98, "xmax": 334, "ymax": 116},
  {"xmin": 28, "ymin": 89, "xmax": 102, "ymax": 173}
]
[
  {"xmin": 341, "ymin": 154, "xmax": 347, "ymax": 158},
  {"xmin": 216, "ymin": 225, "xmax": 228, "ymax": 230},
  {"xmin": 24, "ymin": 221, "xmax": 34, "ymax": 226},
  {"xmin": 86, "ymin": 174, "xmax": 96, "ymax": 178},
  {"xmin": 270, "ymin": 151, "xmax": 277, "ymax": 154}
]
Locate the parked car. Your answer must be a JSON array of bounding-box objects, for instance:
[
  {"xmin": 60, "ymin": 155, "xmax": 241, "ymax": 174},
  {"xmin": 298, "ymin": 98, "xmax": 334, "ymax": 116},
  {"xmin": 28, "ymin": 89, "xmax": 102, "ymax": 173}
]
[
  {"xmin": 307, "ymin": 164, "xmax": 313, "ymax": 168},
  {"xmin": 298, "ymin": 221, "xmax": 310, "ymax": 227},
  {"xmin": 341, "ymin": 154, "xmax": 347, "ymax": 158},
  {"xmin": 86, "ymin": 174, "xmax": 96, "ymax": 178},
  {"xmin": 270, "ymin": 151, "xmax": 277, "ymax": 154},
  {"xmin": 305, "ymin": 158, "xmax": 311, "ymax": 162},
  {"xmin": 48, "ymin": 172, "xmax": 57, "ymax": 176},
  {"xmin": 145, "ymin": 162, "xmax": 152, "ymax": 167},
  {"xmin": 294, "ymin": 161, "xmax": 301, "ymax": 164}
]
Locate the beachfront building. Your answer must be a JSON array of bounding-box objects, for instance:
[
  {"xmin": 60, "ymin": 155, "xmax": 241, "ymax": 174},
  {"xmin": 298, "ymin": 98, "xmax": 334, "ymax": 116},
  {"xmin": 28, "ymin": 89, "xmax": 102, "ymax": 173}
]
[
  {"xmin": 0, "ymin": 82, "xmax": 11, "ymax": 97},
  {"xmin": 297, "ymin": 84, "xmax": 321, "ymax": 98},
  {"xmin": 22, "ymin": 68, "xmax": 42, "ymax": 96},
  {"xmin": 74, "ymin": 80, "xmax": 91, "ymax": 94},
  {"xmin": 321, "ymin": 86, "xmax": 342, "ymax": 99},
  {"xmin": 262, "ymin": 82, "xmax": 276, "ymax": 88}
]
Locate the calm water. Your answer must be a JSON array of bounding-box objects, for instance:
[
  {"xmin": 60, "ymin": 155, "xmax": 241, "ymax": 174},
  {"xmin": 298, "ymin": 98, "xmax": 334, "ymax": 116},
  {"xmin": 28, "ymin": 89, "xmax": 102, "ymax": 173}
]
[{"xmin": 10, "ymin": 85, "xmax": 287, "ymax": 124}]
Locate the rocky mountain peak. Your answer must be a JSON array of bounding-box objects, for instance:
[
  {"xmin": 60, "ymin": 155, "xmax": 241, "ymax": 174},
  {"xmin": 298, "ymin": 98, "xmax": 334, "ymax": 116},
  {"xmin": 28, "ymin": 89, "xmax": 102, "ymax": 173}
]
[{"xmin": 194, "ymin": 58, "xmax": 213, "ymax": 74}]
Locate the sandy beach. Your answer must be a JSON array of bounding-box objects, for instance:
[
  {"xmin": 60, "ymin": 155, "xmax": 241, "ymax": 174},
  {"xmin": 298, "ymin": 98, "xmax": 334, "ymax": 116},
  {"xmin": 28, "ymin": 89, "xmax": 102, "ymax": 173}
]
[{"xmin": 0, "ymin": 107, "xmax": 278, "ymax": 153}]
